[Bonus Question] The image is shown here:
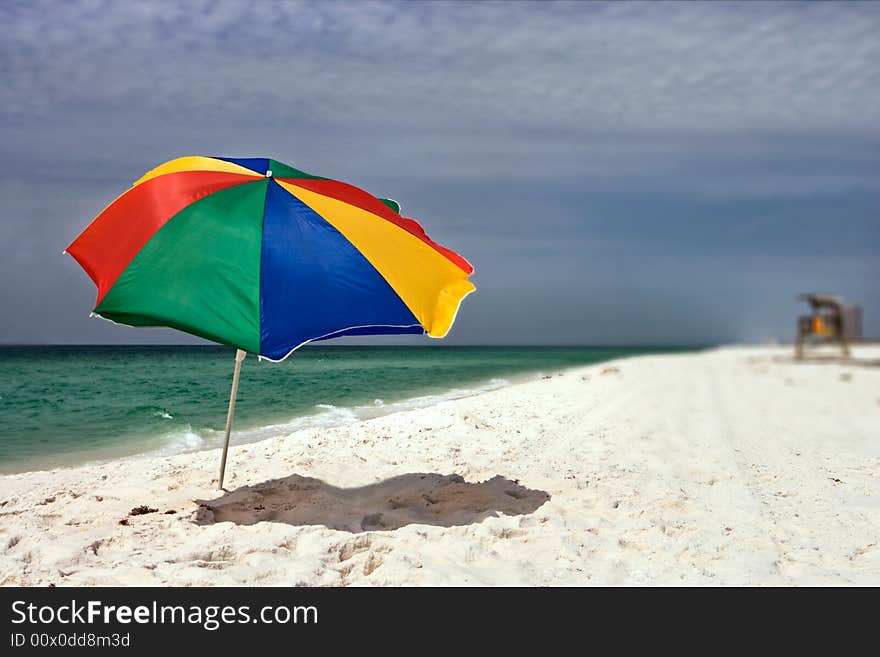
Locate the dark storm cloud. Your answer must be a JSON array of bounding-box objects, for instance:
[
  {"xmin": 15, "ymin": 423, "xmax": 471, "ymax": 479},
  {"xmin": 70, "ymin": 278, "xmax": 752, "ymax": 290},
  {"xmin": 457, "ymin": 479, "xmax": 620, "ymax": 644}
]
[{"xmin": 1, "ymin": 0, "xmax": 878, "ymax": 345}]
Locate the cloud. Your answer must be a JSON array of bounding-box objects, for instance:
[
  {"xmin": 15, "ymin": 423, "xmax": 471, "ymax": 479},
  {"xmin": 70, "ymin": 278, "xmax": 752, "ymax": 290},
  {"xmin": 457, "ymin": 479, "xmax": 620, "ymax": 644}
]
[
  {"xmin": 3, "ymin": 1, "xmax": 879, "ymax": 197},
  {"xmin": 2, "ymin": 1, "xmax": 879, "ymax": 133},
  {"xmin": 0, "ymin": 1, "xmax": 878, "ymax": 344}
]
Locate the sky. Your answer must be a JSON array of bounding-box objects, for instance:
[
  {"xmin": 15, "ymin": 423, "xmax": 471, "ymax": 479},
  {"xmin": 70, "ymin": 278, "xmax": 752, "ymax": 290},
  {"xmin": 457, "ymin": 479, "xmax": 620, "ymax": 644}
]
[{"xmin": 1, "ymin": 0, "xmax": 878, "ymax": 346}]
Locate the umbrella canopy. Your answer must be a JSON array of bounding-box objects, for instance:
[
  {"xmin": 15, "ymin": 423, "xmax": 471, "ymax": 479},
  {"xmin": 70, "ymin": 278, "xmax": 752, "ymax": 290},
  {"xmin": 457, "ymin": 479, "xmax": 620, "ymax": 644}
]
[{"xmin": 67, "ymin": 156, "xmax": 475, "ymax": 361}]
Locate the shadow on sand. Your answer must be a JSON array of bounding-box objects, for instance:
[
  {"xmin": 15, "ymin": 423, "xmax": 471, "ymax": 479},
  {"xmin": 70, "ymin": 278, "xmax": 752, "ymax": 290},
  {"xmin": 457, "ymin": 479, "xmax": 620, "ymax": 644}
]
[{"xmin": 194, "ymin": 473, "xmax": 550, "ymax": 533}]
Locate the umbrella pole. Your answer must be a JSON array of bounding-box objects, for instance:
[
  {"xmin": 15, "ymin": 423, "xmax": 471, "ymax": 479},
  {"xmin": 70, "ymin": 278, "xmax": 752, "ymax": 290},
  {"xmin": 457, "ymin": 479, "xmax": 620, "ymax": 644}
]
[{"xmin": 218, "ymin": 349, "xmax": 247, "ymax": 489}]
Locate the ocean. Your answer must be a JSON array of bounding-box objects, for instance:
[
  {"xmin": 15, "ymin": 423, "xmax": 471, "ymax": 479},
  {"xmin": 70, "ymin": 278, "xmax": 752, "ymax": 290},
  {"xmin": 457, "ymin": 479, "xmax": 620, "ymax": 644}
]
[{"xmin": 0, "ymin": 345, "xmax": 697, "ymax": 474}]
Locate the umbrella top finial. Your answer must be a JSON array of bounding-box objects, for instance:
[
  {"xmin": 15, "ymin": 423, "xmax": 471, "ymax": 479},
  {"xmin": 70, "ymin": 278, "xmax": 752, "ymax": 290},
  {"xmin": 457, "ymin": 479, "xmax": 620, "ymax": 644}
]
[{"xmin": 265, "ymin": 170, "xmax": 273, "ymax": 178}]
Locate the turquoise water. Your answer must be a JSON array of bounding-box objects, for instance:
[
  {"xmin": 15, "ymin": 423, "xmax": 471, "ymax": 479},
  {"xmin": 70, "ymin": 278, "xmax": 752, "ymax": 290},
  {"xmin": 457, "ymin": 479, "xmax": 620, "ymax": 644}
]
[{"xmin": 0, "ymin": 345, "xmax": 697, "ymax": 473}]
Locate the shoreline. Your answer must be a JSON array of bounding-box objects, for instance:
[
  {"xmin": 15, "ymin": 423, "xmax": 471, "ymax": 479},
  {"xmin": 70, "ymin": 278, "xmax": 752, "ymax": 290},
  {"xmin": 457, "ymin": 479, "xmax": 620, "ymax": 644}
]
[
  {"xmin": 2, "ymin": 346, "xmax": 669, "ymax": 477},
  {"xmin": 0, "ymin": 368, "xmax": 545, "ymax": 477},
  {"xmin": 1, "ymin": 345, "xmax": 878, "ymax": 586}
]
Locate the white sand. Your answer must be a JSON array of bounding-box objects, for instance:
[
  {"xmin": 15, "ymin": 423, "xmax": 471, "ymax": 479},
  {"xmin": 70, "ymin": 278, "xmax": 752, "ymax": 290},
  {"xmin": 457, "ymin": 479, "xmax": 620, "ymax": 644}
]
[{"xmin": 1, "ymin": 346, "xmax": 878, "ymax": 586}]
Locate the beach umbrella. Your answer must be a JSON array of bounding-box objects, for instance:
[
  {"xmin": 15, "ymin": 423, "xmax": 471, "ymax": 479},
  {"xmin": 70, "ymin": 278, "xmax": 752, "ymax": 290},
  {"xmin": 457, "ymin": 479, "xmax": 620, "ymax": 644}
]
[{"xmin": 66, "ymin": 156, "xmax": 475, "ymax": 488}]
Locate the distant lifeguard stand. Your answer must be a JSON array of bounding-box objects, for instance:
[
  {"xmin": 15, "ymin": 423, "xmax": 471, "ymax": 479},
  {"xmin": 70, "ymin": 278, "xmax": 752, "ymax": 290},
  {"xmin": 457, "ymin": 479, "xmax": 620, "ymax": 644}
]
[{"xmin": 795, "ymin": 293, "xmax": 862, "ymax": 360}]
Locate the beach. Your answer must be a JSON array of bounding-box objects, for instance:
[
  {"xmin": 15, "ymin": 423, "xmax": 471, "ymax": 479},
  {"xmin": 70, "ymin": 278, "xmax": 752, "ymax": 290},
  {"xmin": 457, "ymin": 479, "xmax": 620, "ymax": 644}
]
[{"xmin": 1, "ymin": 345, "xmax": 878, "ymax": 586}]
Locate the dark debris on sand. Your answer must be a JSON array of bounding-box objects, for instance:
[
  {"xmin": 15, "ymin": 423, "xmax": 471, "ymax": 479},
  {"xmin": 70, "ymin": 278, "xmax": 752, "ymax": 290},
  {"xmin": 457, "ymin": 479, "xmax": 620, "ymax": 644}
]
[{"xmin": 129, "ymin": 505, "xmax": 158, "ymax": 516}]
